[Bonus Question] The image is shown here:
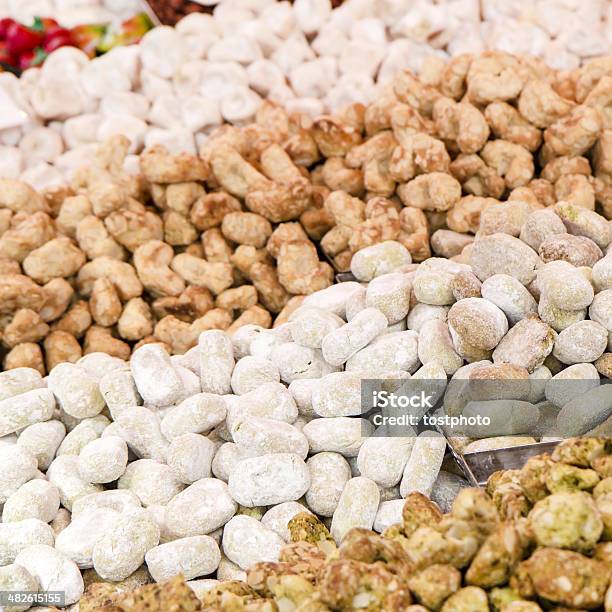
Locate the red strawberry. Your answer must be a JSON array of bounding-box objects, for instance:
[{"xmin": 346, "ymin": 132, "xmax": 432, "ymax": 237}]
[
  {"xmin": 0, "ymin": 18, "xmax": 16, "ymax": 40},
  {"xmin": 6, "ymin": 23, "xmax": 44, "ymax": 56},
  {"xmin": 43, "ymin": 28, "xmax": 73, "ymax": 53},
  {"xmin": 0, "ymin": 40, "xmax": 16, "ymax": 66},
  {"xmin": 18, "ymin": 47, "xmax": 47, "ymax": 70}
]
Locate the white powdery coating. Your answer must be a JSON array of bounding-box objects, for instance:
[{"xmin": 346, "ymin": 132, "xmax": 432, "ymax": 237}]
[
  {"xmin": 92, "ymin": 509, "xmax": 160, "ymax": 581},
  {"xmin": 492, "ymin": 317, "xmax": 556, "ymax": 373},
  {"xmin": 0, "ymin": 564, "xmax": 39, "ymax": 612},
  {"xmin": 357, "ymin": 435, "xmax": 416, "ymax": 488},
  {"xmin": 47, "ymin": 362, "xmax": 106, "ymax": 419},
  {"xmin": 481, "ymin": 274, "xmax": 538, "ymax": 325},
  {"xmin": 222, "ymin": 515, "xmax": 285, "ymax": 570},
  {"xmin": 15, "ymin": 544, "xmax": 84, "ymax": 605},
  {"xmin": 537, "ymin": 260, "xmax": 595, "ymax": 311},
  {"xmin": 346, "ymin": 331, "xmax": 420, "ymax": 374},
  {"xmin": 448, "ymin": 297, "xmax": 509, "ymax": 351},
  {"xmin": 0, "ymin": 367, "xmax": 44, "ymax": 402},
  {"xmin": 230, "ymin": 355, "xmax": 280, "ymax": 395},
  {"xmin": 250, "ymin": 327, "xmax": 293, "ymax": 361},
  {"xmin": 470, "ymin": 233, "xmax": 540, "ymax": 285},
  {"xmin": 212, "ymin": 443, "xmax": 246, "ymax": 482},
  {"xmin": 261, "ymin": 501, "xmax": 313, "ymax": 542},
  {"xmin": 46, "ymin": 455, "xmax": 102, "ymax": 511},
  {"xmin": 141, "ymin": 26, "xmax": 187, "ymax": 79},
  {"xmin": 0, "ymin": 388, "xmax": 56, "ymax": 437},
  {"xmin": 589, "ymin": 289, "xmax": 612, "ymax": 331},
  {"xmin": 330, "ymin": 476, "xmax": 380, "ymax": 543},
  {"xmin": 226, "ymin": 382, "xmax": 299, "ymax": 426},
  {"xmin": 114, "ymin": 406, "xmax": 169, "ymax": 462},
  {"xmin": 160, "ymin": 393, "xmax": 227, "ymax": 440},
  {"xmin": 174, "ymin": 366, "xmax": 202, "ymax": 404},
  {"xmin": 131, "ymin": 343, "xmax": 184, "ymax": 407},
  {"xmin": 407, "ymin": 303, "xmax": 450, "ymax": 332},
  {"xmin": 270, "ymin": 342, "xmax": 337, "ymax": 383},
  {"xmin": 417, "ymin": 319, "xmax": 463, "ymax": 375},
  {"xmin": 168, "ymin": 433, "xmax": 216, "ymax": 484},
  {"xmin": 0, "ymin": 445, "xmax": 38, "ymax": 504},
  {"xmin": 350, "ymin": 240, "xmax": 412, "ymax": 282},
  {"xmin": 552, "ymin": 320, "xmax": 608, "ymax": 365},
  {"xmin": 0, "ymin": 519, "xmax": 55, "ymax": 565},
  {"xmin": 71, "ymin": 489, "xmax": 142, "ymax": 518},
  {"xmin": 312, "ymin": 371, "xmax": 364, "ymax": 417},
  {"xmin": 231, "ymin": 324, "xmax": 266, "ymax": 360},
  {"xmin": 16, "ymin": 420, "xmax": 66, "ymax": 470},
  {"xmin": 146, "ymin": 504, "xmax": 177, "ymax": 545},
  {"xmin": 288, "ymin": 378, "xmax": 318, "ymax": 418},
  {"xmin": 199, "ymin": 330, "xmax": 235, "ymax": 395},
  {"xmin": 306, "ymin": 452, "xmax": 352, "ymax": 517},
  {"xmin": 232, "ymin": 416, "xmax": 309, "ymax": 459},
  {"xmin": 164, "ymin": 478, "xmax": 237, "ymax": 538},
  {"xmin": 519, "ymin": 208, "xmax": 566, "ymax": 251},
  {"xmin": 2, "ymin": 478, "xmax": 60, "ymax": 523},
  {"xmin": 345, "ymin": 286, "xmax": 368, "ymax": 321},
  {"xmin": 217, "ymin": 555, "xmax": 246, "ymax": 581},
  {"xmin": 592, "ymin": 254, "xmax": 612, "ymax": 291},
  {"xmin": 400, "ymin": 431, "xmax": 447, "ymax": 498},
  {"xmin": 55, "ymin": 507, "xmax": 120, "ymax": 569},
  {"xmin": 412, "ymin": 265, "xmax": 456, "ymax": 306},
  {"xmin": 321, "ymin": 307, "xmax": 388, "ymax": 366},
  {"xmin": 78, "ymin": 436, "xmax": 128, "ymax": 484},
  {"xmin": 58, "ymin": 418, "xmax": 107, "ymax": 457},
  {"xmin": 145, "ymin": 535, "xmax": 221, "ymax": 583},
  {"xmin": 373, "ymin": 499, "xmax": 405, "ymax": 533},
  {"xmin": 78, "ymin": 353, "xmax": 127, "ymax": 382},
  {"xmin": 228, "ymin": 453, "xmax": 310, "ymax": 506},
  {"xmin": 556, "ymin": 203, "xmax": 611, "ymax": 251},
  {"xmin": 290, "ymin": 307, "xmax": 345, "ymax": 349},
  {"xmin": 301, "ymin": 281, "xmax": 363, "ymax": 318},
  {"xmin": 172, "ymin": 345, "xmax": 200, "ymax": 374},
  {"xmin": 118, "ymin": 459, "xmax": 185, "ymax": 507},
  {"xmin": 99, "ymin": 369, "xmax": 142, "ymax": 420},
  {"xmin": 365, "ymin": 272, "xmax": 412, "ymax": 324},
  {"xmin": 302, "ymin": 417, "xmax": 374, "ymax": 457}
]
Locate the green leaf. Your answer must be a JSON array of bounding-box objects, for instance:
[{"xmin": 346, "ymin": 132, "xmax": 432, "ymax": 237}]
[
  {"xmin": 31, "ymin": 16, "xmax": 44, "ymax": 32},
  {"xmin": 33, "ymin": 47, "xmax": 48, "ymax": 66}
]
